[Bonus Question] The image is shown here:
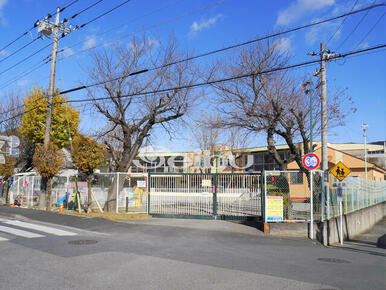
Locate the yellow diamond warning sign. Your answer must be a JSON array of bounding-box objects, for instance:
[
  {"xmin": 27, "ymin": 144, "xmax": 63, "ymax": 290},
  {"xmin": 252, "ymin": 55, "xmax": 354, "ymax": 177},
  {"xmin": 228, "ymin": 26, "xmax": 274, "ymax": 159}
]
[{"xmin": 330, "ymin": 161, "xmax": 351, "ymax": 181}]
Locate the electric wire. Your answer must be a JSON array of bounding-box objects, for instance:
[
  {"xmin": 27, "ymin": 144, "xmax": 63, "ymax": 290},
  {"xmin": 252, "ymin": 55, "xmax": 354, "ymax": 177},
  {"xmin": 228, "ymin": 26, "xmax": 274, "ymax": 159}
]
[
  {"xmin": 0, "ymin": 0, "xmax": 79, "ymax": 53},
  {"xmin": 1, "ymin": 3, "xmax": 384, "ymax": 114},
  {"xmin": 65, "ymin": 0, "xmax": 104, "ymax": 21},
  {"xmin": 336, "ymin": 0, "xmax": 378, "ymax": 50},
  {"xmin": 0, "ymin": 36, "xmax": 42, "ymax": 65},
  {"xmin": 326, "ymin": 0, "xmax": 359, "ymax": 46},
  {"xmin": 78, "ymin": 0, "xmax": 133, "ymax": 29},
  {"xmin": 354, "ymin": 11, "xmax": 385, "ymax": 50},
  {"xmin": 1, "ymin": 43, "xmax": 384, "ymax": 125}
]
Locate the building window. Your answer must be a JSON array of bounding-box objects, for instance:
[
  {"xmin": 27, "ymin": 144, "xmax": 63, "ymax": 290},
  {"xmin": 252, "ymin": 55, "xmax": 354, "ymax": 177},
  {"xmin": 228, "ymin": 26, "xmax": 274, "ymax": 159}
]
[{"xmin": 290, "ymin": 172, "xmax": 303, "ymax": 184}]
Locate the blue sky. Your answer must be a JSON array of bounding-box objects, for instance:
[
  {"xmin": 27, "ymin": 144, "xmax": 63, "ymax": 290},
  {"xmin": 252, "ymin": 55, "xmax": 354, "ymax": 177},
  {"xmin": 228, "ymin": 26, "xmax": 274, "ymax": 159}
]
[{"xmin": 0, "ymin": 0, "xmax": 385, "ymax": 152}]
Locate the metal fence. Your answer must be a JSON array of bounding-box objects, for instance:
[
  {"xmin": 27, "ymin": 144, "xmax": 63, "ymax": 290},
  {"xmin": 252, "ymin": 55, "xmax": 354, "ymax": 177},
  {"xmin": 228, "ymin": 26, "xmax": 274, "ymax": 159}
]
[
  {"xmin": 328, "ymin": 177, "xmax": 386, "ymax": 218},
  {"xmin": 148, "ymin": 173, "xmax": 261, "ymax": 219},
  {"xmin": 7, "ymin": 172, "xmax": 148, "ymax": 213},
  {"xmin": 263, "ymin": 170, "xmax": 386, "ymax": 223},
  {"xmin": 264, "ymin": 170, "xmax": 323, "ymax": 222}
]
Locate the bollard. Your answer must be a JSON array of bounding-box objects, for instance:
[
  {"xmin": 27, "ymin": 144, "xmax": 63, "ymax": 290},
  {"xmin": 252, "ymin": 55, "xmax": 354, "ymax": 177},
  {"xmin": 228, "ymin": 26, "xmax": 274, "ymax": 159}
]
[
  {"xmin": 125, "ymin": 197, "xmax": 129, "ymax": 213},
  {"xmin": 59, "ymin": 202, "xmax": 63, "ymax": 214},
  {"xmin": 11, "ymin": 199, "xmax": 14, "ymax": 208}
]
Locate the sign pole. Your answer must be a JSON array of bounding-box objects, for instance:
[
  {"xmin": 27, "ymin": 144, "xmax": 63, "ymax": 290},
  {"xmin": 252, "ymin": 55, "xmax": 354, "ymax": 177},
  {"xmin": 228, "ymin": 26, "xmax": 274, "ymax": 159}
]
[
  {"xmin": 310, "ymin": 170, "xmax": 313, "ymax": 239},
  {"xmin": 337, "ymin": 185, "xmax": 343, "ymax": 245}
]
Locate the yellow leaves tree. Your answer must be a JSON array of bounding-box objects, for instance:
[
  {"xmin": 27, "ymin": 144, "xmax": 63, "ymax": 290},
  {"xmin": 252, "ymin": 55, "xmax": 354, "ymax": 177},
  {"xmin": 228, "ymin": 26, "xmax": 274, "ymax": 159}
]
[
  {"xmin": 33, "ymin": 143, "xmax": 63, "ymax": 210},
  {"xmin": 19, "ymin": 87, "xmax": 80, "ymax": 148},
  {"xmin": 0, "ymin": 155, "xmax": 16, "ymax": 204},
  {"xmin": 71, "ymin": 135, "xmax": 105, "ymax": 212}
]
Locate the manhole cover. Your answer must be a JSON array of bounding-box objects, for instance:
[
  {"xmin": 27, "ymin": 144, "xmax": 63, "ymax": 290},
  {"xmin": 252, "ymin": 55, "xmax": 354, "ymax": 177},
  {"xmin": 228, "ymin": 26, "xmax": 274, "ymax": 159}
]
[
  {"xmin": 317, "ymin": 258, "xmax": 350, "ymax": 263},
  {"xmin": 68, "ymin": 240, "xmax": 98, "ymax": 245}
]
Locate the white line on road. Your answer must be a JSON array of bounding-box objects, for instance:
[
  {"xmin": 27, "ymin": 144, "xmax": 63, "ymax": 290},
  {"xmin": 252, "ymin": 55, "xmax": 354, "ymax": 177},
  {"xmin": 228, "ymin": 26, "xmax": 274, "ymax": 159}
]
[
  {"xmin": 3, "ymin": 220, "xmax": 77, "ymax": 236},
  {"xmin": 0, "ymin": 237, "xmax": 9, "ymax": 242},
  {"xmin": 0, "ymin": 225, "xmax": 45, "ymax": 238}
]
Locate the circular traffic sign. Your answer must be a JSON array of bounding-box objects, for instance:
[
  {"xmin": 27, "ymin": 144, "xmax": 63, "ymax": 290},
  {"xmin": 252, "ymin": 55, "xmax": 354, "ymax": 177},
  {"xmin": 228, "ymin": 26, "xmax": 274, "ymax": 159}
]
[{"xmin": 302, "ymin": 153, "xmax": 320, "ymax": 170}]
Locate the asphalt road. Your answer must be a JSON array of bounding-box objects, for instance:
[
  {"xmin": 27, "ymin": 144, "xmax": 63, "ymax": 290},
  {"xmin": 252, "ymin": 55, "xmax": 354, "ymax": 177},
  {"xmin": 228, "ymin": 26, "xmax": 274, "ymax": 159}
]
[{"xmin": 0, "ymin": 206, "xmax": 385, "ymax": 290}]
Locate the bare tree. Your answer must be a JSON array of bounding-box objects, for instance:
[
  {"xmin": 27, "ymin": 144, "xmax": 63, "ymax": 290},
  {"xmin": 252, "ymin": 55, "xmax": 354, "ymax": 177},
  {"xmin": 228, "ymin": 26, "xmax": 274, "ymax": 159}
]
[
  {"xmin": 209, "ymin": 39, "xmax": 350, "ymax": 172},
  {"xmin": 190, "ymin": 111, "xmax": 221, "ymax": 173},
  {"xmin": 85, "ymin": 35, "xmax": 199, "ymax": 211}
]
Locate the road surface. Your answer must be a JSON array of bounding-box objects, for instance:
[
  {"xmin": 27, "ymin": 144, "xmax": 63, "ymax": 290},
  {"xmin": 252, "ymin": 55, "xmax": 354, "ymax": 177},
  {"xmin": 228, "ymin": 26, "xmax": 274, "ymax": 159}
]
[{"xmin": 0, "ymin": 206, "xmax": 385, "ymax": 290}]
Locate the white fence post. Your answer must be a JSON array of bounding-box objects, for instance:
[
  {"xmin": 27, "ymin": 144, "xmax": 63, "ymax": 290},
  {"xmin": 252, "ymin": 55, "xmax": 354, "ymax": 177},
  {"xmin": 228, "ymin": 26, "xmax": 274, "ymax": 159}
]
[{"xmin": 116, "ymin": 172, "xmax": 119, "ymax": 214}]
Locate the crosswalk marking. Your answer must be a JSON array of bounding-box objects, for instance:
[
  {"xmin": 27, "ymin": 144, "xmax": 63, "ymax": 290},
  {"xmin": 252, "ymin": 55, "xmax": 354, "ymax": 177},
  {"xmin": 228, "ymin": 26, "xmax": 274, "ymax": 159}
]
[
  {"xmin": 0, "ymin": 225, "xmax": 45, "ymax": 238},
  {"xmin": 4, "ymin": 220, "xmax": 77, "ymax": 236}
]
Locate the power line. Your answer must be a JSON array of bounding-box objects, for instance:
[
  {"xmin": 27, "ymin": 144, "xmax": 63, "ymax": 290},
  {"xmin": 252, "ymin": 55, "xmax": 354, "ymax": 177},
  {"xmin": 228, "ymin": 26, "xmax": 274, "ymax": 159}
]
[
  {"xmin": 65, "ymin": 0, "xmax": 104, "ymax": 22},
  {"xmin": 56, "ymin": 0, "xmax": 223, "ymax": 61},
  {"xmin": 78, "ymin": 0, "xmax": 133, "ymax": 29},
  {"xmin": 0, "ymin": 43, "xmax": 51, "ymax": 78},
  {"xmin": 0, "ymin": 36, "xmax": 42, "ymax": 65},
  {"xmin": 1, "ymin": 43, "xmax": 383, "ymax": 125},
  {"xmin": 0, "ymin": 0, "xmax": 79, "ymax": 53},
  {"xmin": 66, "ymin": 44, "xmax": 386, "ymax": 103},
  {"xmin": 59, "ymin": 3, "xmax": 386, "ymax": 95},
  {"xmin": 1, "ymin": 3, "xmax": 384, "ymax": 114},
  {"xmin": 0, "ymin": 60, "xmax": 48, "ymax": 90},
  {"xmin": 326, "ymin": 0, "xmax": 359, "ymax": 46},
  {"xmin": 336, "ymin": 0, "xmax": 378, "ymax": 50},
  {"xmin": 355, "ymin": 12, "xmax": 385, "ymax": 49}
]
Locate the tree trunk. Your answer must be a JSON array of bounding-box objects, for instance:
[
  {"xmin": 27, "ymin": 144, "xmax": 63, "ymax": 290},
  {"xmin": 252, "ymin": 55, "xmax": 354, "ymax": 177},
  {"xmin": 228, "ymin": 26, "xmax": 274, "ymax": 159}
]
[
  {"xmin": 3, "ymin": 180, "xmax": 9, "ymax": 205},
  {"xmin": 39, "ymin": 176, "xmax": 47, "ymax": 210},
  {"xmin": 46, "ymin": 177, "xmax": 52, "ymax": 211},
  {"xmin": 87, "ymin": 174, "xmax": 92, "ymax": 213}
]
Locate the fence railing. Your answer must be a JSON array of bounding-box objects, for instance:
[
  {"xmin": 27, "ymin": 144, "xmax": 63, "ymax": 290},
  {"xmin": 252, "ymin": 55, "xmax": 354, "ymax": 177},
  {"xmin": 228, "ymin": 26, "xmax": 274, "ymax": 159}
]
[
  {"xmin": 148, "ymin": 173, "xmax": 261, "ymax": 219},
  {"xmin": 329, "ymin": 178, "xmax": 386, "ymax": 218},
  {"xmin": 263, "ymin": 170, "xmax": 386, "ymax": 223},
  {"xmin": 7, "ymin": 172, "xmax": 148, "ymax": 213}
]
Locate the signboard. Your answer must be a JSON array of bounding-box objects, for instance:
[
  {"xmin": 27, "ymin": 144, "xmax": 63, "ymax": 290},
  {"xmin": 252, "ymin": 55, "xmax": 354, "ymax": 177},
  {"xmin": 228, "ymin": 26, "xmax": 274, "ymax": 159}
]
[
  {"xmin": 330, "ymin": 161, "xmax": 351, "ymax": 182},
  {"xmin": 332, "ymin": 181, "xmax": 347, "ymax": 188},
  {"xmin": 302, "ymin": 153, "xmax": 320, "ymax": 170},
  {"xmin": 266, "ymin": 196, "xmax": 283, "ymax": 222},
  {"xmin": 202, "ymin": 179, "xmax": 212, "ymax": 187},
  {"xmin": 0, "ymin": 141, "xmax": 5, "ymax": 164},
  {"xmin": 137, "ymin": 180, "xmax": 146, "ymax": 188}
]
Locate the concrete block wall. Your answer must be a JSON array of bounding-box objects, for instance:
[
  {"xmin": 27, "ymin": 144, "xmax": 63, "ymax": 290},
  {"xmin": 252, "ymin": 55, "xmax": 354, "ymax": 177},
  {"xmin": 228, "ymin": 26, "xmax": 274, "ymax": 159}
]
[
  {"xmin": 261, "ymin": 202, "xmax": 385, "ymax": 245},
  {"xmin": 316, "ymin": 201, "xmax": 385, "ymax": 245}
]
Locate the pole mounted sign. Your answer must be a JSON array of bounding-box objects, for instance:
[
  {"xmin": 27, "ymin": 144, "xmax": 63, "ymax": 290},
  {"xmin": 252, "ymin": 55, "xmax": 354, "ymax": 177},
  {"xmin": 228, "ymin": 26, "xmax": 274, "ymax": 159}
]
[
  {"xmin": 302, "ymin": 153, "xmax": 320, "ymax": 170},
  {"xmin": 330, "ymin": 161, "xmax": 351, "ymax": 182}
]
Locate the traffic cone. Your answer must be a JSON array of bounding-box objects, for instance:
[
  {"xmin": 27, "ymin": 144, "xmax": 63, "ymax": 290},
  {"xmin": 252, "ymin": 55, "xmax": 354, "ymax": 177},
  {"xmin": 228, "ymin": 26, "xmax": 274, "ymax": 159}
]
[
  {"xmin": 59, "ymin": 203, "xmax": 63, "ymax": 214},
  {"xmin": 11, "ymin": 199, "xmax": 14, "ymax": 208}
]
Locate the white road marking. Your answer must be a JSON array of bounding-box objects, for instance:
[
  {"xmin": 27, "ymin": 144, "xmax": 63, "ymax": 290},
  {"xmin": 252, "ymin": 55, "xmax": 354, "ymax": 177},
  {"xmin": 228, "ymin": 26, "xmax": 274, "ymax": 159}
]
[
  {"xmin": 3, "ymin": 220, "xmax": 77, "ymax": 236},
  {"xmin": 0, "ymin": 225, "xmax": 44, "ymax": 238},
  {"xmin": 0, "ymin": 237, "xmax": 9, "ymax": 242}
]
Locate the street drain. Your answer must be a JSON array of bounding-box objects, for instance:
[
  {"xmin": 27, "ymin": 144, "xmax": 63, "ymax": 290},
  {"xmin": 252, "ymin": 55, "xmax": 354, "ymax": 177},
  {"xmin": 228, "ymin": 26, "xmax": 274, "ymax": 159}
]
[
  {"xmin": 317, "ymin": 258, "xmax": 350, "ymax": 263},
  {"xmin": 68, "ymin": 240, "xmax": 98, "ymax": 245}
]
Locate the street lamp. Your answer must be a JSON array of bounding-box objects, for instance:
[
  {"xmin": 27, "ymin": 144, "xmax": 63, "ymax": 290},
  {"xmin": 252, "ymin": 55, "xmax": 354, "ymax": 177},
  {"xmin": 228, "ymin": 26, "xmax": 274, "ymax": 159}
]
[{"xmin": 361, "ymin": 124, "xmax": 368, "ymax": 206}]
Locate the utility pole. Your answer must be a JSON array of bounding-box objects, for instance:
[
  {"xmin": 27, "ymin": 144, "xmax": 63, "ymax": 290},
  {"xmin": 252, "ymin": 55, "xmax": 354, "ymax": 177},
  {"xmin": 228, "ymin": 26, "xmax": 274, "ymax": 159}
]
[
  {"xmin": 36, "ymin": 7, "xmax": 74, "ymax": 147},
  {"xmin": 36, "ymin": 8, "xmax": 74, "ymax": 209},
  {"xmin": 44, "ymin": 7, "xmax": 60, "ymax": 147},
  {"xmin": 308, "ymin": 43, "xmax": 339, "ymax": 221}
]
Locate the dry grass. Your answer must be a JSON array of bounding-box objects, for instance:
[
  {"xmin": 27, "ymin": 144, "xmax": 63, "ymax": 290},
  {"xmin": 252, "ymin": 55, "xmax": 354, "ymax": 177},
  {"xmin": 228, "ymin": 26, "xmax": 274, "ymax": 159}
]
[{"xmin": 62, "ymin": 210, "xmax": 151, "ymax": 222}]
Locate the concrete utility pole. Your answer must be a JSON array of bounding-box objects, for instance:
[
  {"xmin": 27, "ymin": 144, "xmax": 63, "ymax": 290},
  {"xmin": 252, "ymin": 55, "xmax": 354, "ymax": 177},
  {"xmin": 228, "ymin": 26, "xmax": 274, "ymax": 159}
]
[
  {"xmin": 308, "ymin": 43, "xmax": 339, "ymax": 220},
  {"xmin": 36, "ymin": 7, "xmax": 74, "ymax": 147},
  {"xmin": 320, "ymin": 43, "xmax": 329, "ymax": 220},
  {"xmin": 44, "ymin": 7, "xmax": 60, "ymax": 147}
]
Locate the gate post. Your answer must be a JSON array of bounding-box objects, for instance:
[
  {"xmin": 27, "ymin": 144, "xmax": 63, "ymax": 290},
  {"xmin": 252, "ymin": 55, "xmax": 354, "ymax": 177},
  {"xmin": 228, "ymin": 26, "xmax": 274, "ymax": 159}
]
[
  {"xmin": 263, "ymin": 171, "xmax": 267, "ymax": 223},
  {"xmin": 147, "ymin": 172, "xmax": 151, "ymax": 215},
  {"xmin": 213, "ymin": 174, "xmax": 217, "ymax": 219}
]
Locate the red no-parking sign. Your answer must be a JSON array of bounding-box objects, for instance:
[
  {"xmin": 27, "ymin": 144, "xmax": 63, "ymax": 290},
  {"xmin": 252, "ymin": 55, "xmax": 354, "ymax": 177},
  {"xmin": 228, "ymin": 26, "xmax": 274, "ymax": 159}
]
[{"xmin": 302, "ymin": 153, "xmax": 320, "ymax": 170}]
